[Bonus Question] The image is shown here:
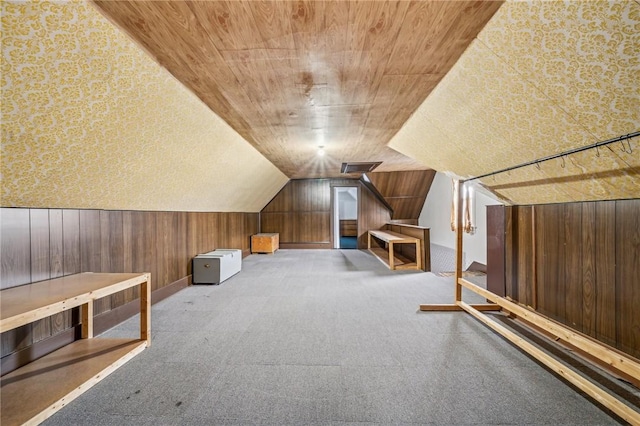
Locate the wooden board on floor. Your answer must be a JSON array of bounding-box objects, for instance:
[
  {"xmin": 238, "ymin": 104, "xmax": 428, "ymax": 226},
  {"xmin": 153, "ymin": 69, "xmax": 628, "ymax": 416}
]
[
  {"xmin": 1, "ymin": 338, "xmax": 147, "ymax": 426},
  {"xmin": 419, "ymin": 304, "xmax": 501, "ymax": 311}
]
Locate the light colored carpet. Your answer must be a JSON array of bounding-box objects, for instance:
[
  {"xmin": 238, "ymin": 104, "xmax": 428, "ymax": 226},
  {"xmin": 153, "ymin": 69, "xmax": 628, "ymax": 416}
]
[{"xmin": 43, "ymin": 249, "xmax": 619, "ymax": 425}]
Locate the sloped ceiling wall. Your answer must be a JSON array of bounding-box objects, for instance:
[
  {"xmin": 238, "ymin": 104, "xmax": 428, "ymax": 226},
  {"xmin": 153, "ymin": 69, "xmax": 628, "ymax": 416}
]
[
  {"xmin": 367, "ymin": 170, "xmax": 436, "ymax": 220},
  {"xmin": 389, "ymin": 0, "xmax": 639, "ymax": 204},
  {"xmin": 1, "ymin": 1, "xmax": 288, "ymax": 212}
]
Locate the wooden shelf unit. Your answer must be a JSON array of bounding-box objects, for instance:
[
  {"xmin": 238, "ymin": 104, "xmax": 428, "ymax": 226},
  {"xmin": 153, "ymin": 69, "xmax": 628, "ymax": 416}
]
[
  {"xmin": 0, "ymin": 272, "xmax": 151, "ymax": 426},
  {"xmin": 367, "ymin": 230, "xmax": 422, "ymax": 271}
]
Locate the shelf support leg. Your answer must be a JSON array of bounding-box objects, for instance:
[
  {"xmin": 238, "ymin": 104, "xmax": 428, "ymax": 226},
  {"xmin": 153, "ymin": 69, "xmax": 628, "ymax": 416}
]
[
  {"xmin": 81, "ymin": 302, "xmax": 93, "ymax": 339},
  {"xmin": 141, "ymin": 273, "xmax": 151, "ymax": 347}
]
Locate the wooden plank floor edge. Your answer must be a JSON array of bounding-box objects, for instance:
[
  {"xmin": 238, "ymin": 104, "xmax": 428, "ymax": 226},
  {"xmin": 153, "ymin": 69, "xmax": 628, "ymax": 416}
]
[
  {"xmin": 456, "ymin": 301, "xmax": 640, "ymax": 425},
  {"xmin": 1, "ymin": 339, "xmax": 147, "ymax": 426}
]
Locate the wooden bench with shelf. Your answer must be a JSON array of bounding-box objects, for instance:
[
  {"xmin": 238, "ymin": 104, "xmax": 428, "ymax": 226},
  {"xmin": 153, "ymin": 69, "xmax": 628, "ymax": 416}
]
[
  {"xmin": 367, "ymin": 230, "xmax": 422, "ymax": 271},
  {"xmin": 384, "ymin": 223, "xmax": 430, "ymax": 272},
  {"xmin": 0, "ymin": 272, "xmax": 151, "ymax": 426}
]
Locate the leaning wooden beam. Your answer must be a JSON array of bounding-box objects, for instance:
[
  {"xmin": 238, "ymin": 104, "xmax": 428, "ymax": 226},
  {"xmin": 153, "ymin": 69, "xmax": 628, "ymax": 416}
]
[
  {"xmin": 419, "ymin": 304, "xmax": 501, "ymax": 311},
  {"xmin": 457, "ymin": 300, "xmax": 640, "ymax": 425},
  {"xmin": 458, "ymin": 277, "xmax": 640, "ymax": 381},
  {"xmin": 454, "ymin": 179, "xmax": 464, "ymax": 302}
]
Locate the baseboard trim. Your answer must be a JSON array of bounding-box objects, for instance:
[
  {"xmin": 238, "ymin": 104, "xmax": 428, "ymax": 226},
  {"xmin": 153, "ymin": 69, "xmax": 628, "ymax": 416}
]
[
  {"xmin": 280, "ymin": 243, "xmax": 331, "ymax": 249},
  {"xmin": 1, "ymin": 276, "xmax": 190, "ymax": 376},
  {"xmin": 1, "ymin": 327, "xmax": 79, "ymax": 376}
]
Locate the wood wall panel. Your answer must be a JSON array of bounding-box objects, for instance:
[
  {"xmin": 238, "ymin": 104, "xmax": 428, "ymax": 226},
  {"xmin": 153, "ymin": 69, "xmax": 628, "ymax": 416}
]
[
  {"xmin": 563, "ymin": 204, "xmax": 583, "ymax": 332},
  {"xmin": 516, "ymin": 206, "xmax": 534, "ymax": 308},
  {"xmin": 157, "ymin": 212, "xmax": 172, "ymax": 289},
  {"xmin": 262, "ymin": 184, "xmax": 292, "ymax": 212},
  {"xmin": 595, "ymin": 201, "xmax": 616, "ymax": 346},
  {"xmin": 30, "ymin": 210, "xmax": 52, "ymax": 342},
  {"xmin": 581, "ymin": 202, "xmax": 596, "ymax": 337},
  {"xmin": 358, "ymin": 184, "xmax": 392, "ymax": 248},
  {"xmin": 1, "ymin": 208, "xmax": 31, "ymax": 289},
  {"xmin": 1, "ymin": 208, "xmax": 260, "ymax": 366},
  {"xmin": 504, "ymin": 206, "xmax": 516, "ymax": 299},
  {"xmin": 615, "ymin": 200, "xmax": 640, "ymax": 358},
  {"xmin": 297, "ymin": 212, "xmax": 330, "ymax": 243},
  {"xmin": 60, "ymin": 209, "xmax": 80, "ymax": 334},
  {"xmin": 49, "ymin": 210, "xmax": 64, "ymax": 280},
  {"xmin": 30, "ymin": 209, "xmax": 50, "ymax": 283},
  {"xmin": 101, "ymin": 210, "xmax": 124, "ymax": 313},
  {"xmin": 79, "ymin": 210, "xmax": 101, "ymax": 273},
  {"xmin": 535, "ymin": 204, "xmax": 565, "ymax": 322},
  {"xmin": 245, "ymin": 213, "xmax": 259, "ymax": 249},
  {"xmin": 486, "ymin": 205, "xmax": 506, "ymax": 297},
  {"xmin": 62, "ymin": 209, "xmax": 80, "ymax": 276},
  {"xmin": 499, "ymin": 199, "xmax": 640, "ymax": 359},
  {"xmin": 261, "ymin": 213, "xmax": 295, "ymax": 243}
]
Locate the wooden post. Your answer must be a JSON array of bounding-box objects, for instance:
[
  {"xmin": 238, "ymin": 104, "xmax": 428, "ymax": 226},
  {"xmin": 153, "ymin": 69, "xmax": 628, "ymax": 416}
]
[
  {"xmin": 389, "ymin": 242, "xmax": 395, "ymax": 270},
  {"xmin": 140, "ymin": 273, "xmax": 151, "ymax": 346},
  {"xmin": 81, "ymin": 302, "xmax": 93, "ymax": 339},
  {"xmin": 454, "ymin": 179, "xmax": 464, "ymax": 302},
  {"xmin": 531, "ymin": 205, "xmax": 538, "ymax": 309}
]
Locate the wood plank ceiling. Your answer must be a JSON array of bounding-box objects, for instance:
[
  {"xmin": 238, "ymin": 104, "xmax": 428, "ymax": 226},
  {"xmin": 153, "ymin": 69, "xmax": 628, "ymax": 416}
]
[{"xmin": 92, "ymin": 1, "xmax": 502, "ymax": 179}]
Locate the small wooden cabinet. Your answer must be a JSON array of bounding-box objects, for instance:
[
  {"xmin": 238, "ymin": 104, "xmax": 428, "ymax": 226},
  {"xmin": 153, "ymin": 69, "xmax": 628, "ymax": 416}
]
[{"xmin": 251, "ymin": 233, "xmax": 279, "ymax": 254}]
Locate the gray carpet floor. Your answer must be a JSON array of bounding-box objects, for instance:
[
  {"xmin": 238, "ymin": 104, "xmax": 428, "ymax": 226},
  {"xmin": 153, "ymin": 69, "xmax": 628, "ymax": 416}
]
[{"xmin": 44, "ymin": 249, "xmax": 619, "ymax": 425}]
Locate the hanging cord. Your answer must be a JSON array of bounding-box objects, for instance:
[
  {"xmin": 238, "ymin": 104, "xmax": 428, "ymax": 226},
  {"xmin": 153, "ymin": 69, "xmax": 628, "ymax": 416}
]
[{"xmin": 465, "ymin": 131, "xmax": 639, "ymax": 183}]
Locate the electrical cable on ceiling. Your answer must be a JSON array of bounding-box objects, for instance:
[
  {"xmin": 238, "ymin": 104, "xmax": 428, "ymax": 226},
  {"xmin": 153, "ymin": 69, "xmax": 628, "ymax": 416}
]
[{"xmin": 465, "ymin": 131, "xmax": 639, "ymax": 183}]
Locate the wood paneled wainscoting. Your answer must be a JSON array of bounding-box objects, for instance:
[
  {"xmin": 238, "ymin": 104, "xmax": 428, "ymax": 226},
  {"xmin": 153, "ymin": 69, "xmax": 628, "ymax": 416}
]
[
  {"xmin": 487, "ymin": 199, "xmax": 640, "ymax": 360},
  {"xmin": 0, "ymin": 208, "xmax": 258, "ymax": 375},
  {"xmin": 260, "ymin": 179, "xmax": 391, "ymax": 249}
]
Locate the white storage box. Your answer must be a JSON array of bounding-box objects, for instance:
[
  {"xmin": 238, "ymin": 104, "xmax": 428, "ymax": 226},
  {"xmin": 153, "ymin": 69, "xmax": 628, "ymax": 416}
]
[{"xmin": 192, "ymin": 249, "xmax": 242, "ymax": 285}]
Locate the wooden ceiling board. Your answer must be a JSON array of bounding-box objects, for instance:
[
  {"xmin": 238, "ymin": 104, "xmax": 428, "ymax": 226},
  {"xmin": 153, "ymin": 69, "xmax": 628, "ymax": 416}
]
[
  {"xmin": 385, "ymin": 1, "xmax": 454, "ymax": 76},
  {"xmin": 92, "ymin": 0, "xmax": 502, "ymax": 179}
]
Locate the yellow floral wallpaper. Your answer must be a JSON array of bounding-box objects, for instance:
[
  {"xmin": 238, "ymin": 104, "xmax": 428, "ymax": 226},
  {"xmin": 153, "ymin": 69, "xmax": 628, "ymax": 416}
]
[
  {"xmin": 389, "ymin": 0, "xmax": 639, "ymax": 204},
  {"xmin": 1, "ymin": 0, "xmax": 288, "ymax": 212}
]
